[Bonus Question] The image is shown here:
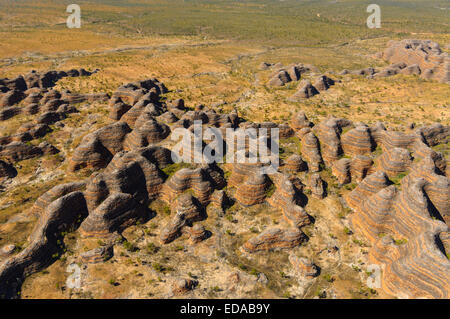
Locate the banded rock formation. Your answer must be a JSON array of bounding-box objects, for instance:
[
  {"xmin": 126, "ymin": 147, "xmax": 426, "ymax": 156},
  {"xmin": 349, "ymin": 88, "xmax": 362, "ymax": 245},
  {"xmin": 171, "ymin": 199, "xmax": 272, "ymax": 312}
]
[
  {"xmin": 381, "ymin": 39, "xmax": 449, "ymax": 84},
  {"xmin": 243, "ymin": 228, "xmax": 306, "ymax": 253}
]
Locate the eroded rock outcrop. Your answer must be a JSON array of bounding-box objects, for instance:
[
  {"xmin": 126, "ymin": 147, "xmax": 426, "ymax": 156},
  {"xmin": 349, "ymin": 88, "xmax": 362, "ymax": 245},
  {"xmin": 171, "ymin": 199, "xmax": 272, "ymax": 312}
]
[
  {"xmin": 0, "ymin": 192, "xmax": 88, "ymax": 298},
  {"xmin": 341, "ymin": 125, "xmax": 374, "ymax": 156},
  {"xmin": 289, "ymin": 255, "xmax": 319, "ymax": 277},
  {"xmin": 160, "ymin": 194, "xmax": 205, "ymax": 244},
  {"xmin": 243, "ymin": 228, "xmax": 306, "ymax": 253},
  {"xmin": 267, "ymin": 174, "xmax": 310, "ymax": 228},
  {"xmin": 283, "ymin": 154, "xmax": 307, "ymax": 172},
  {"xmin": 307, "ymin": 173, "xmax": 326, "ymax": 199},
  {"xmin": 69, "ymin": 122, "xmax": 132, "ymax": 171},
  {"xmin": 289, "ymin": 81, "xmax": 319, "ymax": 100},
  {"xmin": 381, "ymin": 39, "xmax": 449, "ymax": 84},
  {"xmin": 300, "ymin": 132, "xmax": 323, "ymax": 172},
  {"xmin": 0, "ymin": 160, "xmax": 17, "ymax": 179}
]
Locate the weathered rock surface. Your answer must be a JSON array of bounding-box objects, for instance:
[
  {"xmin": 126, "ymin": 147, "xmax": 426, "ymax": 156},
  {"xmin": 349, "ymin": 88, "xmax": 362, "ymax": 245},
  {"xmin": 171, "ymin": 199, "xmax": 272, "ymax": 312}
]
[
  {"xmin": 289, "ymin": 81, "xmax": 319, "ymax": 100},
  {"xmin": 243, "ymin": 228, "xmax": 306, "ymax": 253},
  {"xmin": 381, "ymin": 39, "xmax": 450, "ymax": 83},
  {"xmin": 341, "ymin": 125, "xmax": 374, "ymax": 156},
  {"xmin": 283, "ymin": 154, "xmax": 307, "ymax": 172},
  {"xmin": 307, "ymin": 173, "xmax": 326, "ymax": 199},
  {"xmin": 300, "ymin": 132, "xmax": 323, "ymax": 172},
  {"xmin": 160, "ymin": 194, "xmax": 204, "ymax": 244},
  {"xmin": 0, "ymin": 160, "xmax": 17, "ymax": 179},
  {"xmin": 267, "ymin": 174, "xmax": 310, "ymax": 228},
  {"xmin": 289, "ymin": 255, "xmax": 319, "ymax": 277}
]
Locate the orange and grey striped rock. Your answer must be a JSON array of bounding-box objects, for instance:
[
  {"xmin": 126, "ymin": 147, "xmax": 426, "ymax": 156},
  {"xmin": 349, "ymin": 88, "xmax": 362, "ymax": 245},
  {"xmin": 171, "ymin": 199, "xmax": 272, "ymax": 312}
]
[
  {"xmin": 411, "ymin": 140, "xmax": 447, "ymax": 174},
  {"xmin": 84, "ymin": 173, "xmax": 110, "ymax": 212},
  {"xmin": 23, "ymin": 103, "xmax": 40, "ymax": 115},
  {"xmin": 0, "ymin": 142, "xmax": 44, "ymax": 162},
  {"xmin": 31, "ymin": 182, "xmax": 87, "ymax": 216},
  {"xmin": 350, "ymin": 155, "xmax": 374, "ymax": 182},
  {"xmin": 80, "ymin": 192, "xmax": 148, "ymax": 237},
  {"xmin": 289, "ymin": 255, "xmax": 319, "ymax": 277},
  {"xmin": 61, "ymin": 92, "xmax": 109, "ymax": 105},
  {"xmin": 41, "ymin": 98, "xmax": 63, "ymax": 112},
  {"xmin": 296, "ymin": 127, "xmax": 312, "ymax": 140},
  {"xmin": 315, "ymin": 118, "xmax": 343, "ymax": 165},
  {"xmin": 341, "ymin": 125, "xmax": 374, "ymax": 156},
  {"xmin": 350, "ymin": 185, "xmax": 397, "ymax": 243},
  {"xmin": 369, "ymin": 122, "xmax": 387, "ymax": 145},
  {"xmin": 400, "ymin": 64, "xmax": 421, "ymax": 75},
  {"xmin": 228, "ymin": 161, "xmax": 264, "ymax": 187},
  {"xmin": 209, "ymin": 189, "xmax": 229, "ymax": 214},
  {"xmin": 308, "ymin": 173, "xmax": 326, "ymax": 199},
  {"xmin": 290, "ymin": 111, "xmax": 313, "ymax": 131},
  {"xmin": 112, "ymin": 85, "xmax": 146, "ymax": 106},
  {"xmin": 373, "ymin": 67, "xmax": 400, "ymax": 78},
  {"xmin": 160, "ymin": 194, "xmax": 204, "ymax": 244},
  {"xmin": 378, "ymin": 147, "xmax": 412, "ymax": 177},
  {"xmin": 36, "ymin": 111, "xmax": 66, "ymax": 125},
  {"xmin": 161, "ymin": 166, "xmax": 224, "ymax": 206},
  {"xmin": 104, "ymin": 157, "xmax": 160, "ymax": 202},
  {"xmin": 105, "ymin": 151, "xmax": 166, "ymax": 200},
  {"xmin": 158, "ymin": 111, "xmax": 179, "ymax": 124},
  {"xmin": 82, "ymin": 146, "xmax": 171, "ymax": 212},
  {"xmin": 109, "ymin": 99, "xmax": 132, "ymax": 121},
  {"xmin": 0, "ymin": 245, "xmax": 16, "ymax": 259},
  {"xmin": 313, "ymin": 75, "xmax": 335, "ymax": 91},
  {"xmin": 375, "ymin": 179, "xmax": 449, "ymax": 298},
  {"xmin": 0, "ymin": 75, "xmax": 27, "ymax": 91},
  {"xmin": 0, "ymin": 191, "xmax": 88, "ymax": 298},
  {"xmin": 267, "ymin": 175, "xmax": 310, "ymax": 228},
  {"xmin": 403, "ymin": 155, "xmax": 450, "ymax": 224},
  {"xmin": 69, "ymin": 122, "xmax": 132, "ymax": 171},
  {"xmin": 0, "ymin": 90, "xmax": 25, "ymax": 107},
  {"xmin": 416, "ymin": 123, "xmax": 449, "ymax": 147},
  {"xmin": 123, "ymin": 117, "xmax": 170, "ymax": 150},
  {"xmin": 382, "ymin": 39, "xmax": 449, "ymax": 84},
  {"xmin": 40, "ymin": 90, "xmax": 61, "ymax": 105},
  {"xmin": 332, "ymin": 158, "xmax": 351, "ymax": 185},
  {"xmin": 186, "ymin": 224, "xmax": 208, "ymax": 244},
  {"xmin": 289, "ymin": 81, "xmax": 319, "ymax": 100},
  {"xmin": 268, "ymin": 70, "xmax": 292, "ymax": 87},
  {"xmin": 0, "ymin": 160, "xmax": 16, "ymax": 179},
  {"xmin": 283, "ymin": 154, "xmax": 307, "ymax": 172},
  {"xmin": 346, "ymin": 170, "xmax": 391, "ymax": 211},
  {"xmin": 22, "ymin": 92, "xmax": 42, "ymax": 105},
  {"xmin": 167, "ymin": 98, "xmax": 186, "ymax": 112},
  {"xmin": 379, "ymin": 130, "xmax": 417, "ymax": 150},
  {"xmin": 112, "ymin": 79, "xmax": 166, "ymax": 106},
  {"xmin": 440, "ymin": 232, "xmax": 450, "ymax": 255},
  {"xmin": 0, "ymin": 107, "xmax": 21, "ymax": 121},
  {"xmin": 236, "ymin": 172, "xmax": 270, "ymax": 206},
  {"xmin": 347, "ymin": 160, "xmax": 450, "ymax": 298},
  {"xmin": 243, "ymin": 228, "xmax": 306, "ymax": 253},
  {"xmin": 300, "ymin": 132, "xmax": 322, "ymax": 172},
  {"xmin": 80, "ymin": 245, "xmax": 113, "ymax": 264},
  {"xmin": 278, "ymin": 123, "xmax": 295, "ymax": 138},
  {"xmin": 56, "ymin": 103, "xmax": 77, "ymax": 115},
  {"xmin": 286, "ymin": 65, "xmax": 302, "ymax": 81}
]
